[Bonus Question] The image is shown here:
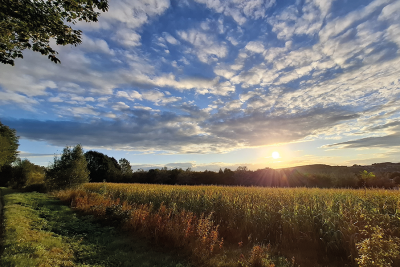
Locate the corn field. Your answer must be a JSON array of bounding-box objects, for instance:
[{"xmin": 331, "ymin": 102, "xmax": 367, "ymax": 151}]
[{"xmin": 56, "ymin": 183, "xmax": 400, "ymax": 267}]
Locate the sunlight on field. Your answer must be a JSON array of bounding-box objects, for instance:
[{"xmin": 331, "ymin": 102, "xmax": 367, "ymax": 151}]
[{"xmin": 58, "ymin": 183, "xmax": 400, "ymax": 266}]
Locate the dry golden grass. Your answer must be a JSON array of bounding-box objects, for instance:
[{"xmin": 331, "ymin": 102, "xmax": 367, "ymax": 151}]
[{"xmin": 56, "ymin": 183, "xmax": 400, "ymax": 266}]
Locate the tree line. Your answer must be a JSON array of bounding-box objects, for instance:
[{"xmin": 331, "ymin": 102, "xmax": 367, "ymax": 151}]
[{"xmin": 1, "ymin": 121, "xmax": 400, "ymax": 191}]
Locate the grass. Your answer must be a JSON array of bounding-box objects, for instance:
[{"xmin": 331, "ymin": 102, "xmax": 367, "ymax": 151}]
[{"xmin": 0, "ymin": 187, "xmax": 191, "ymax": 267}]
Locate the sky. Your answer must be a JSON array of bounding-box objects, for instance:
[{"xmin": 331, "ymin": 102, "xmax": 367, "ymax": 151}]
[{"xmin": 1, "ymin": 0, "xmax": 400, "ymax": 171}]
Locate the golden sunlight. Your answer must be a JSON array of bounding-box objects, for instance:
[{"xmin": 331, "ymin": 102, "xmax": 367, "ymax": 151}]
[{"xmin": 272, "ymin": 151, "xmax": 280, "ymax": 159}]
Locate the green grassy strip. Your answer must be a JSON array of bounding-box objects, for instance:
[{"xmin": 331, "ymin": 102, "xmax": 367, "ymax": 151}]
[{"xmin": 0, "ymin": 188, "xmax": 190, "ymax": 267}]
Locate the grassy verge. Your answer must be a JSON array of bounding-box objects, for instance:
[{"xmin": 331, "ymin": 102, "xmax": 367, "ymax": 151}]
[{"xmin": 0, "ymin": 187, "xmax": 190, "ymax": 267}]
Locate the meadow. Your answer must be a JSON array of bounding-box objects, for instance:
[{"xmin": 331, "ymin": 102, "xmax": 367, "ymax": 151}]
[
  {"xmin": 0, "ymin": 188, "xmax": 190, "ymax": 267},
  {"xmin": 56, "ymin": 183, "xmax": 400, "ymax": 267}
]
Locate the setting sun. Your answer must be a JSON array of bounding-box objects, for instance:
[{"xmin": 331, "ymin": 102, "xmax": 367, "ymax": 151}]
[{"xmin": 272, "ymin": 151, "xmax": 280, "ymax": 159}]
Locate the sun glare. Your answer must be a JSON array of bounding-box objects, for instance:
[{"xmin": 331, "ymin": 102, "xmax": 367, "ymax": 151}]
[{"xmin": 272, "ymin": 151, "xmax": 280, "ymax": 159}]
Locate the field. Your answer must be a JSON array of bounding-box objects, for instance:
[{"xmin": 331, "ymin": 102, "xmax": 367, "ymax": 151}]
[
  {"xmin": 56, "ymin": 183, "xmax": 400, "ymax": 267},
  {"xmin": 0, "ymin": 188, "xmax": 190, "ymax": 267}
]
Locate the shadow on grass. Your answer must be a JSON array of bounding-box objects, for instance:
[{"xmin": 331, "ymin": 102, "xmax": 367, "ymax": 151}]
[{"xmin": 0, "ymin": 188, "xmax": 190, "ymax": 267}]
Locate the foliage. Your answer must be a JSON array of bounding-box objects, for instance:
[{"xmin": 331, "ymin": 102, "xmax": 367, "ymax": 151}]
[
  {"xmin": 119, "ymin": 165, "xmax": 397, "ymax": 189},
  {"xmin": 45, "ymin": 144, "xmax": 89, "ymax": 190},
  {"xmin": 0, "ymin": 188, "xmax": 190, "ymax": 267},
  {"xmin": 84, "ymin": 150, "xmax": 121, "ymax": 182},
  {"xmin": 356, "ymin": 226, "xmax": 400, "ymax": 267},
  {"xmin": 0, "ymin": 0, "xmax": 108, "ymax": 65},
  {"xmin": 0, "ymin": 121, "xmax": 19, "ymax": 170},
  {"xmin": 9, "ymin": 158, "xmax": 45, "ymax": 189},
  {"xmin": 119, "ymin": 157, "xmax": 133, "ymax": 177},
  {"xmin": 0, "ymin": 158, "xmax": 45, "ymax": 189},
  {"xmin": 359, "ymin": 170, "xmax": 376, "ymax": 187},
  {"xmin": 72, "ymin": 183, "xmax": 400, "ymax": 266}
]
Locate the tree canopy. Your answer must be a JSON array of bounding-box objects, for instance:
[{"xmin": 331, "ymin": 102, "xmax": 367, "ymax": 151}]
[
  {"xmin": 0, "ymin": 121, "xmax": 19, "ymax": 170},
  {"xmin": 46, "ymin": 144, "xmax": 89, "ymax": 190},
  {"xmin": 0, "ymin": 0, "xmax": 108, "ymax": 65},
  {"xmin": 85, "ymin": 150, "xmax": 121, "ymax": 182}
]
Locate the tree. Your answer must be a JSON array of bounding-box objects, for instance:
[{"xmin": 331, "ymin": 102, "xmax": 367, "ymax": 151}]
[
  {"xmin": 45, "ymin": 144, "xmax": 89, "ymax": 190},
  {"xmin": 85, "ymin": 150, "xmax": 121, "ymax": 182},
  {"xmin": 0, "ymin": 0, "xmax": 108, "ymax": 65},
  {"xmin": 358, "ymin": 170, "xmax": 376, "ymax": 188},
  {"xmin": 119, "ymin": 158, "xmax": 133, "ymax": 176},
  {"xmin": 8, "ymin": 158, "xmax": 45, "ymax": 189},
  {"xmin": 0, "ymin": 121, "xmax": 19, "ymax": 170}
]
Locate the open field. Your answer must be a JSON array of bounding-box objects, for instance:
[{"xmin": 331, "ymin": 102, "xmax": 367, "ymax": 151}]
[
  {"xmin": 57, "ymin": 183, "xmax": 400, "ymax": 267},
  {"xmin": 0, "ymin": 187, "xmax": 190, "ymax": 267}
]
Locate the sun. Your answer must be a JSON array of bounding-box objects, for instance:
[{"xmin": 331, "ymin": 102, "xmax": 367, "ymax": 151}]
[{"xmin": 272, "ymin": 151, "xmax": 280, "ymax": 159}]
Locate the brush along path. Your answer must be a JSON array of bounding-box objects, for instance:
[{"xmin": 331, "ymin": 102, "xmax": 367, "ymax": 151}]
[{"xmin": 0, "ymin": 188, "xmax": 190, "ymax": 267}]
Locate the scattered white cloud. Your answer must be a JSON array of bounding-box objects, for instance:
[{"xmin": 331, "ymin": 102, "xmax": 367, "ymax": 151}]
[
  {"xmin": 163, "ymin": 32, "xmax": 180, "ymax": 45},
  {"xmin": 178, "ymin": 29, "xmax": 228, "ymax": 63},
  {"xmin": 245, "ymin": 41, "xmax": 265, "ymax": 53},
  {"xmin": 115, "ymin": 29, "xmax": 141, "ymax": 47},
  {"xmin": 81, "ymin": 35, "xmax": 115, "ymax": 55},
  {"xmin": 195, "ymin": 0, "xmax": 275, "ymax": 25}
]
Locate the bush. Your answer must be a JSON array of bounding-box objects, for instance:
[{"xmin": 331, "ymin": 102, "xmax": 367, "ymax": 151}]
[{"xmin": 45, "ymin": 144, "xmax": 89, "ymax": 190}]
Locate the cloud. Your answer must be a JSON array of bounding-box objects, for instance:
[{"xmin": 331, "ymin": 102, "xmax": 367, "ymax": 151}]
[
  {"xmin": 325, "ymin": 133, "xmax": 400, "ymax": 149},
  {"xmin": 81, "ymin": 35, "xmax": 115, "ymax": 55},
  {"xmin": 195, "ymin": 0, "xmax": 275, "ymax": 25},
  {"xmin": 67, "ymin": 106, "xmax": 100, "ymax": 117},
  {"xmin": 268, "ymin": 0, "xmax": 332, "ymax": 41},
  {"xmin": 115, "ymin": 29, "xmax": 142, "ymax": 47},
  {"xmin": 100, "ymin": 0, "xmax": 170, "ymax": 29},
  {"xmin": 2, "ymin": 118, "xmax": 238, "ymax": 154},
  {"xmin": 203, "ymin": 106, "xmax": 362, "ymax": 147},
  {"xmin": 0, "ymin": 63, "xmax": 57, "ymax": 96},
  {"xmin": 19, "ymin": 152, "xmax": 55, "ymax": 158},
  {"xmin": 116, "ymin": 89, "xmax": 181, "ymax": 105},
  {"xmin": 245, "ymin": 41, "xmax": 265, "ymax": 53},
  {"xmin": 112, "ymin": 102, "xmax": 130, "ymax": 111},
  {"xmin": 0, "ymin": 91, "xmax": 39, "ymax": 109},
  {"xmin": 178, "ymin": 29, "xmax": 228, "ymax": 63},
  {"xmin": 319, "ymin": 0, "xmax": 390, "ymax": 43},
  {"xmin": 116, "ymin": 90, "xmax": 143, "ymax": 101},
  {"xmin": 163, "ymin": 32, "xmax": 180, "ymax": 45},
  {"xmin": 48, "ymin": 94, "xmax": 95, "ymax": 105}
]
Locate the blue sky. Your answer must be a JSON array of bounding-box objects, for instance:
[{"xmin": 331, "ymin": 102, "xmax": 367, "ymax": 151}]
[{"xmin": 1, "ymin": 0, "xmax": 400, "ymax": 171}]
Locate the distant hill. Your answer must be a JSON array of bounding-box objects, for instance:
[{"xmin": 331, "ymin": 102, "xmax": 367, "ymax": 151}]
[{"xmin": 279, "ymin": 162, "xmax": 400, "ymax": 174}]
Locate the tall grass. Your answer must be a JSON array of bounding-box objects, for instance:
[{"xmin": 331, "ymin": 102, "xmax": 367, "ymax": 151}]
[
  {"xmin": 0, "ymin": 188, "xmax": 191, "ymax": 267},
  {"xmin": 57, "ymin": 183, "xmax": 400, "ymax": 266}
]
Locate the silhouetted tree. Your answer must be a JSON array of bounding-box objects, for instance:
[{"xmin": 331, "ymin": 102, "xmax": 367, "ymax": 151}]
[{"xmin": 85, "ymin": 151, "xmax": 121, "ymax": 182}]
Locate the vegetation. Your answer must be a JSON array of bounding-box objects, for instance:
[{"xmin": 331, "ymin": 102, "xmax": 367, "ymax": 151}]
[
  {"xmin": 96, "ymin": 163, "xmax": 400, "ymax": 189},
  {"xmin": 0, "ymin": 0, "xmax": 108, "ymax": 65},
  {"xmin": 45, "ymin": 144, "xmax": 90, "ymax": 190},
  {"xmin": 84, "ymin": 150, "xmax": 124, "ymax": 183},
  {"xmin": 0, "ymin": 121, "xmax": 19, "ymax": 170},
  {"xmin": 0, "ymin": 158, "xmax": 46, "ymax": 190},
  {"xmin": 57, "ymin": 183, "xmax": 400, "ymax": 266},
  {"xmin": 0, "ymin": 187, "xmax": 190, "ymax": 267}
]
